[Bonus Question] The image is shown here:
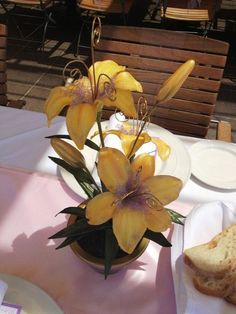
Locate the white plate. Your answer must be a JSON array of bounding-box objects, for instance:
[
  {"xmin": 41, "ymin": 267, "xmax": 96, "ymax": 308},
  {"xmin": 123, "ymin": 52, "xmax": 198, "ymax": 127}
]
[
  {"xmin": 171, "ymin": 201, "xmax": 236, "ymax": 314},
  {"xmin": 0, "ymin": 273, "xmax": 63, "ymax": 314},
  {"xmin": 189, "ymin": 140, "xmax": 236, "ymax": 189},
  {"xmin": 60, "ymin": 121, "xmax": 191, "ymax": 197}
]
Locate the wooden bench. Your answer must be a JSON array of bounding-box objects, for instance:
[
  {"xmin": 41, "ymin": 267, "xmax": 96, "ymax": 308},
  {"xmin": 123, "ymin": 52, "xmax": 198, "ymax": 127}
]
[
  {"xmin": 0, "ymin": 24, "xmax": 25, "ymax": 109},
  {"xmin": 95, "ymin": 25, "xmax": 229, "ymax": 138}
]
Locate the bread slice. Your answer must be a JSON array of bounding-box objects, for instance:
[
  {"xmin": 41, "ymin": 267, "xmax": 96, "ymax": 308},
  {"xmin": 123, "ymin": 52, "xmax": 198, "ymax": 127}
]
[
  {"xmin": 192, "ymin": 271, "xmax": 236, "ymax": 297},
  {"xmin": 184, "ymin": 224, "xmax": 236, "ymax": 276},
  {"xmin": 183, "ymin": 224, "xmax": 236, "ymax": 305}
]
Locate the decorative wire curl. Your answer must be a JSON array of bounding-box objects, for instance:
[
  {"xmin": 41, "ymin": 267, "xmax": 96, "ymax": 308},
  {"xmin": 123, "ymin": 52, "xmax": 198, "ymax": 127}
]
[
  {"xmin": 62, "ymin": 16, "xmax": 102, "ymax": 87},
  {"xmin": 91, "ymin": 16, "xmax": 102, "ymax": 49},
  {"xmin": 63, "ymin": 59, "xmax": 89, "ymax": 85}
]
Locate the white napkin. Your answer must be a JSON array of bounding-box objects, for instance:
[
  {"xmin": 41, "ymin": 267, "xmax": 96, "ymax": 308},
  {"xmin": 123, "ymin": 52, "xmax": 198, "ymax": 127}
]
[
  {"xmin": 0, "ymin": 280, "xmax": 8, "ymax": 306},
  {"xmin": 171, "ymin": 201, "xmax": 236, "ymax": 314}
]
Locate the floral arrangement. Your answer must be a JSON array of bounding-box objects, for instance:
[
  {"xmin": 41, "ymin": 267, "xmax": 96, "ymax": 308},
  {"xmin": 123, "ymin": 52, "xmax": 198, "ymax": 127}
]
[{"xmin": 44, "ymin": 18, "xmax": 195, "ymax": 278}]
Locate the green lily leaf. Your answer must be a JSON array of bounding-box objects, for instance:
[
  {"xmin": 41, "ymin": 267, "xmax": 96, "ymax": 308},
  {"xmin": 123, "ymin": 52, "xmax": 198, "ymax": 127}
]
[
  {"xmin": 46, "ymin": 134, "xmax": 71, "ymax": 140},
  {"xmin": 85, "ymin": 139, "xmax": 100, "ymax": 151},
  {"xmin": 49, "ymin": 157, "xmax": 91, "ymax": 182},
  {"xmin": 49, "ymin": 156, "xmax": 96, "ymax": 185},
  {"xmin": 144, "ymin": 230, "xmax": 172, "ymax": 247},
  {"xmin": 56, "ymin": 206, "xmax": 86, "ymax": 218},
  {"xmin": 46, "ymin": 136, "xmax": 100, "ymax": 152},
  {"xmin": 49, "ymin": 156, "xmax": 98, "ymax": 198},
  {"xmin": 104, "ymin": 228, "xmax": 119, "ymax": 279},
  {"xmin": 49, "ymin": 218, "xmax": 110, "ymax": 239},
  {"xmin": 55, "ymin": 236, "xmax": 80, "ymax": 249}
]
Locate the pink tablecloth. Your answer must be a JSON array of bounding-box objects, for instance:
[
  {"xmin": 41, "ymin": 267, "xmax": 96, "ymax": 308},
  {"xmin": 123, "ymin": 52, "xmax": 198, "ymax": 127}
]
[{"xmin": 0, "ymin": 166, "xmax": 192, "ymax": 314}]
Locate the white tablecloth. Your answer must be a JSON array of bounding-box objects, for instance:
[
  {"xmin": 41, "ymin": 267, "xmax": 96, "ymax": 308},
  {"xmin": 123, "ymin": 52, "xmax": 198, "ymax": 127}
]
[
  {"xmin": 1, "ymin": 106, "xmax": 236, "ymax": 314},
  {"xmin": 1, "ymin": 106, "xmax": 236, "ymax": 207}
]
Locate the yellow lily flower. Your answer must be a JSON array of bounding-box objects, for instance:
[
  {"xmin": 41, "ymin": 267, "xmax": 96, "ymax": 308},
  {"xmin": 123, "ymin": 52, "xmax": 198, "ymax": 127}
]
[
  {"xmin": 86, "ymin": 148, "xmax": 182, "ymax": 254},
  {"xmin": 44, "ymin": 60, "xmax": 143, "ymax": 150},
  {"xmin": 101, "ymin": 122, "xmax": 171, "ymax": 160}
]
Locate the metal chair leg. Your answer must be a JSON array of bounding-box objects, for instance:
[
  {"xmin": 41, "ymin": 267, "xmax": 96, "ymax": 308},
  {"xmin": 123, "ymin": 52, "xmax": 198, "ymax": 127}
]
[
  {"xmin": 41, "ymin": 11, "xmax": 55, "ymax": 51},
  {"xmin": 75, "ymin": 20, "xmax": 87, "ymax": 57}
]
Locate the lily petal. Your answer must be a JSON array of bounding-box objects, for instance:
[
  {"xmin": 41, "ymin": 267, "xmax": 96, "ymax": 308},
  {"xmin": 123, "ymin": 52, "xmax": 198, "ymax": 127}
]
[
  {"xmin": 66, "ymin": 103, "xmax": 97, "ymax": 150},
  {"xmin": 44, "ymin": 86, "xmax": 72, "ymax": 125},
  {"xmin": 86, "ymin": 192, "xmax": 117, "ymax": 225},
  {"xmin": 131, "ymin": 154, "xmax": 155, "ymax": 181},
  {"xmin": 101, "ymin": 89, "xmax": 137, "ymax": 118},
  {"xmin": 143, "ymin": 175, "xmax": 182, "ymax": 205},
  {"xmin": 114, "ymin": 71, "xmax": 143, "ymax": 92},
  {"xmin": 113, "ymin": 206, "xmax": 146, "ymax": 254},
  {"xmin": 89, "ymin": 60, "xmax": 125, "ymax": 86},
  {"xmin": 144, "ymin": 206, "xmax": 172, "ymax": 232},
  {"xmin": 97, "ymin": 148, "xmax": 130, "ymax": 193},
  {"xmin": 151, "ymin": 138, "xmax": 171, "ymax": 161},
  {"xmin": 120, "ymin": 133, "xmax": 145, "ymax": 157}
]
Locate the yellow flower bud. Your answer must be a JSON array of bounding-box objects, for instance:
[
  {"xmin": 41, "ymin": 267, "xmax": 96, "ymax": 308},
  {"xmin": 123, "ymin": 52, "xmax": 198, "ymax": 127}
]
[
  {"xmin": 155, "ymin": 59, "xmax": 195, "ymax": 104},
  {"xmin": 51, "ymin": 138, "xmax": 85, "ymax": 168}
]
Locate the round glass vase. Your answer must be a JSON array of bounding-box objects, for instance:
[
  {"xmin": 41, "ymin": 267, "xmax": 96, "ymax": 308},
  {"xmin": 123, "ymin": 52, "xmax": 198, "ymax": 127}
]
[{"xmin": 68, "ymin": 214, "xmax": 149, "ymax": 274}]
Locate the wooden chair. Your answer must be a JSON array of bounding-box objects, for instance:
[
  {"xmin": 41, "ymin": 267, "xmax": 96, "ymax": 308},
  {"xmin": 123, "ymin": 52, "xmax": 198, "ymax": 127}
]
[
  {"xmin": 0, "ymin": 0, "xmax": 55, "ymax": 51},
  {"xmin": 75, "ymin": 0, "xmax": 134, "ymax": 56},
  {"xmin": 94, "ymin": 25, "xmax": 229, "ymax": 140},
  {"xmin": 0, "ymin": 24, "xmax": 25, "ymax": 109},
  {"xmin": 213, "ymin": 0, "xmax": 236, "ymax": 30},
  {"xmin": 78, "ymin": 0, "xmax": 134, "ymax": 16},
  {"xmin": 160, "ymin": 0, "xmax": 218, "ymax": 35}
]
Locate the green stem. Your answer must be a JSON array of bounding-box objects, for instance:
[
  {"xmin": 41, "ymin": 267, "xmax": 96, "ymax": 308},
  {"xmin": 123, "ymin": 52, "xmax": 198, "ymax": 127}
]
[
  {"xmin": 127, "ymin": 117, "xmax": 148, "ymax": 159},
  {"xmin": 96, "ymin": 111, "xmax": 105, "ymax": 148}
]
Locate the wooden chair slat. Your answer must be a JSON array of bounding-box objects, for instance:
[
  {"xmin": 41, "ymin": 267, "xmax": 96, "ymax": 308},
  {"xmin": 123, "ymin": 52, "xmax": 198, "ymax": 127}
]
[
  {"xmin": 0, "ymin": 61, "xmax": 6, "ymax": 72},
  {"xmin": 156, "ymin": 98, "xmax": 215, "ymax": 115},
  {"xmin": 0, "ymin": 37, "xmax": 7, "ymax": 48},
  {"xmin": 0, "ymin": 83, "xmax": 7, "ymax": 94},
  {"xmin": 162, "ymin": 7, "xmax": 209, "ymax": 21},
  {"xmin": 150, "ymin": 116, "xmax": 209, "ymax": 137},
  {"xmin": 129, "ymin": 69, "xmax": 221, "ymax": 92},
  {"xmin": 0, "ymin": 25, "xmax": 7, "ymax": 35},
  {"xmin": 100, "ymin": 26, "xmax": 229, "ymax": 55},
  {"xmin": 132, "ymin": 94, "xmax": 215, "ymax": 116},
  {"xmin": 160, "ymin": 0, "xmax": 216, "ymax": 22},
  {"xmin": 78, "ymin": 0, "xmax": 134, "ymax": 14},
  {"xmin": 0, "ymin": 49, "xmax": 6, "ymax": 60},
  {"xmin": 97, "ymin": 39, "xmax": 227, "ymax": 68},
  {"xmin": 140, "ymin": 81, "xmax": 217, "ymax": 104},
  {"xmin": 0, "ymin": 73, "xmax": 6, "ymax": 82},
  {"xmin": 152, "ymin": 107, "xmax": 211, "ymax": 126},
  {"xmin": 95, "ymin": 51, "xmax": 225, "ymax": 80}
]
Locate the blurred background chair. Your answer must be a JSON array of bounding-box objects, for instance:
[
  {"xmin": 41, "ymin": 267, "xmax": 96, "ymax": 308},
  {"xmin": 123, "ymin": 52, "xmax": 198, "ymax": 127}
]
[
  {"xmin": 160, "ymin": 0, "xmax": 219, "ymax": 35},
  {"xmin": 78, "ymin": 0, "xmax": 134, "ymax": 23},
  {"xmin": 213, "ymin": 0, "xmax": 236, "ymax": 31},
  {"xmin": 0, "ymin": 23, "xmax": 25, "ymax": 108},
  {"xmin": 75, "ymin": 0, "xmax": 134, "ymax": 56},
  {"xmin": 0, "ymin": 0, "xmax": 55, "ymax": 51},
  {"xmin": 94, "ymin": 25, "xmax": 230, "ymax": 140}
]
